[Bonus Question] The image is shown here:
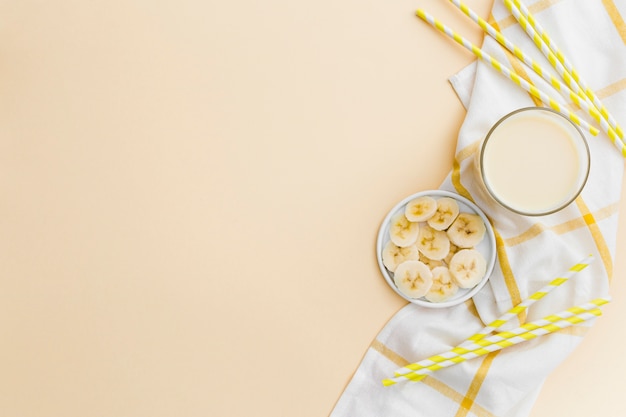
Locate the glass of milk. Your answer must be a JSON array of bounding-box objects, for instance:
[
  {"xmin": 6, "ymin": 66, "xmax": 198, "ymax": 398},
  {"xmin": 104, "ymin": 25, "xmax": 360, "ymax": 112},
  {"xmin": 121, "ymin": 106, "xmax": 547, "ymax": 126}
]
[{"xmin": 477, "ymin": 107, "xmax": 590, "ymax": 216}]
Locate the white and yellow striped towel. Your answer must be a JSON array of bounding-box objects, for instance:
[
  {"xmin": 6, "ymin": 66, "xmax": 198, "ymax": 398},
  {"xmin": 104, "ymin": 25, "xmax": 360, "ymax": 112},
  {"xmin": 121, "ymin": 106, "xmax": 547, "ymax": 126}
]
[{"xmin": 330, "ymin": 1, "xmax": 625, "ymax": 416}]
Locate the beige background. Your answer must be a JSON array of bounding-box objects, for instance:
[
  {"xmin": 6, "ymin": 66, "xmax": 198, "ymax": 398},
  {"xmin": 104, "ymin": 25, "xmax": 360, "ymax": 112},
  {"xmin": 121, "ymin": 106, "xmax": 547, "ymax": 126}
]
[{"xmin": 1, "ymin": 0, "xmax": 624, "ymax": 416}]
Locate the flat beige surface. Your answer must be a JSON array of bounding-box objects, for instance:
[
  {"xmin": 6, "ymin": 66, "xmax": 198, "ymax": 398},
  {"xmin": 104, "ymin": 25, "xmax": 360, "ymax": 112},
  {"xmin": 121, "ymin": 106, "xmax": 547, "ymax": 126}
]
[{"xmin": 1, "ymin": 0, "xmax": 624, "ymax": 416}]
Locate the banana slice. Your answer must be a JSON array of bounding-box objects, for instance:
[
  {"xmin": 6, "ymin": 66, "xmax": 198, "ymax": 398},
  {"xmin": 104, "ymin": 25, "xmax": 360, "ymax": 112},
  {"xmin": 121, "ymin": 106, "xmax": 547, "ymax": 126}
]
[
  {"xmin": 416, "ymin": 223, "xmax": 450, "ymax": 261},
  {"xmin": 446, "ymin": 213, "xmax": 487, "ymax": 248},
  {"xmin": 389, "ymin": 213, "xmax": 419, "ymax": 247},
  {"xmin": 405, "ymin": 196, "xmax": 437, "ymax": 222},
  {"xmin": 393, "ymin": 260, "xmax": 433, "ymax": 299},
  {"xmin": 419, "ymin": 252, "xmax": 445, "ymax": 269},
  {"xmin": 448, "ymin": 249, "xmax": 487, "ymax": 289},
  {"xmin": 425, "ymin": 266, "xmax": 459, "ymax": 302},
  {"xmin": 427, "ymin": 197, "xmax": 460, "ymax": 231},
  {"xmin": 382, "ymin": 241, "xmax": 419, "ymax": 272},
  {"xmin": 444, "ymin": 242, "xmax": 460, "ymax": 265}
]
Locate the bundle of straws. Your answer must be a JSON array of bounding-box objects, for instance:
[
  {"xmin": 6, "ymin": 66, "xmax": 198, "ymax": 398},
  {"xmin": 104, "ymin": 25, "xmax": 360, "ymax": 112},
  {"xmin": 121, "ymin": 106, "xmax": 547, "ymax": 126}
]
[
  {"xmin": 416, "ymin": 0, "xmax": 626, "ymax": 158},
  {"xmin": 382, "ymin": 255, "xmax": 611, "ymax": 386}
]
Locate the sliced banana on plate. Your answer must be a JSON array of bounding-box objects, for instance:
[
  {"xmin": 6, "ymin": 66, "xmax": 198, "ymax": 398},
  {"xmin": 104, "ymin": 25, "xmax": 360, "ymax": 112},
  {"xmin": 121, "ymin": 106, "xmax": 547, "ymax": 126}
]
[
  {"xmin": 393, "ymin": 260, "xmax": 433, "ymax": 299},
  {"xmin": 447, "ymin": 213, "xmax": 487, "ymax": 248},
  {"xmin": 425, "ymin": 266, "xmax": 459, "ymax": 302},
  {"xmin": 448, "ymin": 249, "xmax": 487, "ymax": 289},
  {"xmin": 416, "ymin": 223, "xmax": 450, "ymax": 261},
  {"xmin": 405, "ymin": 195, "xmax": 437, "ymax": 222},
  {"xmin": 379, "ymin": 191, "xmax": 494, "ymax": 305},
  {"xmin": 382, "ymin": 241, "xmax": 419, "ymax": 272},
  {"xmin": 389, "ymin": 213, "xmax": 419, "ymax": 247},
  {"xmin": 427, "ymin": 197, "xmax": 460, "ymax": 231}
]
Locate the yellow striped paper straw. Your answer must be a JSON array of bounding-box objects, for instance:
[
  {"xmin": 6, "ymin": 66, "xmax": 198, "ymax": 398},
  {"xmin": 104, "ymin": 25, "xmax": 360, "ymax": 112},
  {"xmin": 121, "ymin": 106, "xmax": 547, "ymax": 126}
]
[
  {"xmin": 384, "ymin": 308, "xmax": 603, "ymax": 385},
  {"xmin": 490, "ymin": 0, "xmax": 602, "ymax": 109},
  {"xmin": 504, "ymin": 0, "xmax": 626, "ymax": 157},
  {"xmin": 448, "ymin": 0, "xmax": 620, "ymax": 144},
  {"xmin": 415, "ymin": 9, "xmax": 599, "ymax": 137},
  {"xmin": 393, "ymin": 295, "xmax": 607, "ymax": 376},
  {"xmin": 383, "ymin": 301, "xmax": 608, "ymax": 386},
  {"xmin": 509, "ymin": 0, "xmax": 624, "ymax": 140},
  {"xmin": 462, "ymin": 254, "xmax": 593, "ymax": 345},
  {"xmin": 450, "ymin": 0, "xmax": 576, "ymax": 97}
]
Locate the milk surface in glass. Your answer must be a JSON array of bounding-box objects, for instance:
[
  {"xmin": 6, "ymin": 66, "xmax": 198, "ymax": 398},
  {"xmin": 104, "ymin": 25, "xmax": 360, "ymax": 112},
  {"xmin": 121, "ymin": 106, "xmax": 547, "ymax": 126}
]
[{"xmin": 480, "ymin": 108, "xmax": 589, "ymax": 215}]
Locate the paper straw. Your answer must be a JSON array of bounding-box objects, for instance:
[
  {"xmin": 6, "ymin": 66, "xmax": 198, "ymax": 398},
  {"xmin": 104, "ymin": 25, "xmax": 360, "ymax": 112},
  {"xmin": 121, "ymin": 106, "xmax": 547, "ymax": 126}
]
[
  {"xmin": 382, "ymin": 304, "xmax": 606, "ymax": 386},
  {"xmin": 508, "ymin": 0, "xmax": 624, "ymax": 141},
  {"xmin": 395, "ymin": 295, "xmax": 608, "ymax": 375},
  {"xmin": 384, "ymin": 308, "xmax": 602, "ymax": 385},
  {"xmin": 415, "ymin": 9, "xmax": 599, "ymax": 136},
  {"xmin": 503, "ymin": 0, "xmax": 626, "ymax": 157},
  {"xmin": 450, "ymin": 0, "xmax": 578, "ymax": 98},
  {"xmin": 462, "ymin": 254, "xmax": 593, "ymax": 345},
  {"xmin": 448, "ymin": 0, "xmax": 619, "ymax": 142}
]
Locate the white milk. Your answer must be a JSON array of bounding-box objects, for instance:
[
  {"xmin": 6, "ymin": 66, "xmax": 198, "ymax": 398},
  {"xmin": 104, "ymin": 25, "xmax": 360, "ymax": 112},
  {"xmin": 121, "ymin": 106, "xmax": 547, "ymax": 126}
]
[{"xmin": 479, "ymin": 108, "xmax": 590, "ymax": 215}]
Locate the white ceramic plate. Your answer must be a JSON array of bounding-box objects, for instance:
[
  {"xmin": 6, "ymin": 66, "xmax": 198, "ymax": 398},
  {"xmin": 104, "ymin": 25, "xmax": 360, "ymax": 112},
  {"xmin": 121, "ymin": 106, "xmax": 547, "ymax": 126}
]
[{"xmin": 376, "ymin": 190, "xmax": 497, "ymax": 308}]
